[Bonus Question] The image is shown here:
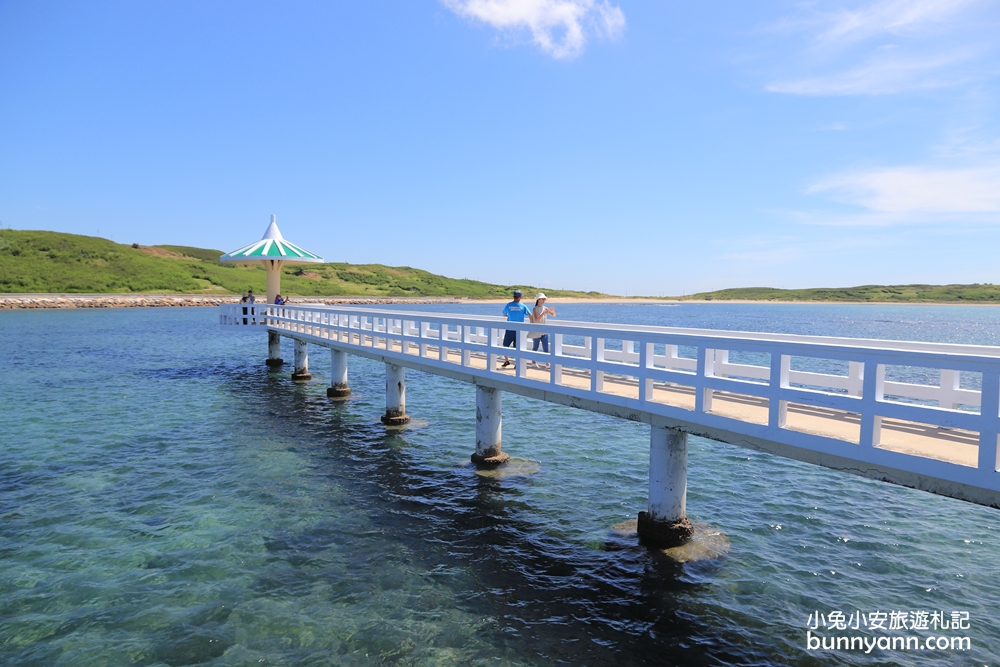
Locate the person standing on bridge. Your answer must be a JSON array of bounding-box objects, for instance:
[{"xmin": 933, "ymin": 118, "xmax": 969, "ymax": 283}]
[
  {"xmin": 528, "ymin": 293, "xmax": 556, "ymax": 368},
  {"xmin": 501, "ymin": 290, "xmax": 532, "ymax": 368},
  {"xmin": 240, "ymin": 291, "xmax": 249, "ymax": 325}
]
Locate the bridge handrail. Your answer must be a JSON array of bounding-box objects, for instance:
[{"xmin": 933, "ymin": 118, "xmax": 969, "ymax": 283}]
[
  {"xmin": 299, "ymin": 304, "xmax": 1000, "ymax": 355},
  {"xmin": 221, "ymin": 302, "xmax": 1000, "ymax": 359}
]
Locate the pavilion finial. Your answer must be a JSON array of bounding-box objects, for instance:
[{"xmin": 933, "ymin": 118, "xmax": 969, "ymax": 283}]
[{"xmin": 261, "ymin": 214, "xmax": 284, "ymax": 241}]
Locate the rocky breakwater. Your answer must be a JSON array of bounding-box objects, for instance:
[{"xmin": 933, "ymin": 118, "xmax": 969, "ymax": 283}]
[
  {"xmin": 0, "ymin": 295, "xmax": 236, "ymax": 309},
  {"xmin": 0, "ymin": 294, "xmax": 464, "ymax": 310}
]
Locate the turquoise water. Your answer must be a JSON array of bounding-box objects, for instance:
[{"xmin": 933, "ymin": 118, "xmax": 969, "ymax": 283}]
[{"xmin": 2, "ymin": 304, "xmax": 999, "ymax": 666}]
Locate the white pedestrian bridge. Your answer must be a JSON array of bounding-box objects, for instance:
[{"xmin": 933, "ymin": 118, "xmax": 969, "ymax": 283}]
[{"xmin": 220, "ymin": 303, "xmax": 1000, "ymax": 545}]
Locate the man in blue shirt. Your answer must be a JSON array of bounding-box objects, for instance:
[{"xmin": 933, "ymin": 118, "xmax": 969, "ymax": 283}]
[{"xmin": 501, "ymin": 290, "xmax": 532, "ymax": 368}]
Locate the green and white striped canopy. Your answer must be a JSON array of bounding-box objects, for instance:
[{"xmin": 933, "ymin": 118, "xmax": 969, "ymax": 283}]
[{"xmin": 220, "ymin": 215, "xmax": 323, "ymax": 263}]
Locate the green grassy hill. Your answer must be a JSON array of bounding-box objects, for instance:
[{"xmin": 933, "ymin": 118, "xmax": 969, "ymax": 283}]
[
  {"xmin": 682, "ymin": 285, "xmax": 1000, "ymax": 303},
  {"xmin": 0, "ymin": 230, "xmax": 601, "ymax": 298}
]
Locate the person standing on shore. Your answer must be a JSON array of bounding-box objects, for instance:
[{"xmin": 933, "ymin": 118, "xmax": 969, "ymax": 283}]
[
  {"xmin": 501, "ymin": 289, "xmax": 532, "ymax": 368},
  {"xmin": 528, "ymin": 293, "xmax": 556, "ymax": 367},
  {"xmin": 247, "ymin": 289, "xmax": 255, "ymax": 305}
]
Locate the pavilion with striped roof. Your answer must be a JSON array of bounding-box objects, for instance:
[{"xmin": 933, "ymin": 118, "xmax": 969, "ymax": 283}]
[{"xmin": 221, "ymin": 215, "xmax": 324, "ymax": 305}]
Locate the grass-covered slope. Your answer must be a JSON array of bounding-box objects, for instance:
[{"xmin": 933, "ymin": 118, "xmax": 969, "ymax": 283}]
[
  {"xmin": 0, "ymin": 230, "xmax": 601, "ymax": 298},
  {"xmin": 683, "ymin": 285, "xmax": 1000, "ymax": 303}
]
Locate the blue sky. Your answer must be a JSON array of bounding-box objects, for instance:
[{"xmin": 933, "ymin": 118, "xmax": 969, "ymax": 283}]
[{"xmin": 2, "ymin": 1, "xmax": 999, "ymax": 295}]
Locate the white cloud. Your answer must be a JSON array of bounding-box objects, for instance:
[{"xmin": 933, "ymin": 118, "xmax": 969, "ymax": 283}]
[
  {"xmin": 442, "ymin": 0, "xmax": 625, "ymax": 59},
  {"xmin": 939, "ymin": 126, "xmax": 1000, "ymax": 157},
  {"xmin": 764, "ymin": 0, "xmax": 997, "ymax": 96},
  {"xmin": 767, "ymin": 49, "xmax": 975, "ymax": 95},
  {"xmin": 721, "ymin": 243, "xmax": 805, "ymax": 265},
  {"xmin": 816, "ymin": 0, "xmax": 982, "ymax": 46},
  {"xmin": 718, "ymin": 233, "xmax": 888, "ymax": 267},
  {"xmin": 804, "ymin": 164, "xmax": 1000, "ymax": 225}
]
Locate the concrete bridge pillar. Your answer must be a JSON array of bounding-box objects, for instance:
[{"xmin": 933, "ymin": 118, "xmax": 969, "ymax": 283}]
[
  {"xmin": 472, "ymin": 385, "xmax": 508, "ymax": 466},
  {"xmin": 266, "ymin": 331, "xmax": 283, "ymax": 367},
  {"xmin": 291, "ymin": 339, "xmax": 311, "ymax": 382},
  {"xmin": 327, "ymin": 349, "xmax": 351, "ymax": 399},
  {"xmin": 637, "ymin": 425, "xmax": 694, "ymax": 547},
  {"xmin": 381, "ymin": 363, "xmax": 410, "ymax": 426}
]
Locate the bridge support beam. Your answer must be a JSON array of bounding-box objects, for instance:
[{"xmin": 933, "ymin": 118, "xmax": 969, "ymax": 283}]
[
  {"xmin": 327, "ymin": 349, "xmax": 351, "ymax": 399},
  {"xmin": 291, "ymin": 339, "xmax": 311, "ymax": 382},
  {"xmin": 638, "ymin": 425, "xmax": 694, "ymax": 548},
  {"xmin": 472, "ymin": 385, "xmax": 508, "ymax": 466},
  {"xmin": 266, "ymin": 331, "xmax": 283, "ymax": 367},
  {"xmin": 381, "ymin": 362, "xmax": 410, "ymax": 426}
]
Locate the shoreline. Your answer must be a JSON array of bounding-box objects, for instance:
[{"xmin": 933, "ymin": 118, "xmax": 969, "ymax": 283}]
[
  {"xmin": 0, "ymin": 294, "xmax": 467, "ymax": 310},
  {"xmin": 2, "ymin": 294, "xmax": 1000, "ymax": 310},
  {"xmin": 465, "ymin": 297, "xmax": 1000, "ymax": 306}
]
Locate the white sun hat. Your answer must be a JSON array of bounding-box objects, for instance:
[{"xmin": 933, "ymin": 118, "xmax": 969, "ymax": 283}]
[{"xmin": 535, "ymin": 292, "xmax": 547, "ymax": 300}]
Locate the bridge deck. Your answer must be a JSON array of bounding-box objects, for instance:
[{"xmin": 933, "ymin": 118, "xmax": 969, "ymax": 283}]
[{"xmin": 220, "ymin": 304, "xmax": 1000, "ymax": 508}]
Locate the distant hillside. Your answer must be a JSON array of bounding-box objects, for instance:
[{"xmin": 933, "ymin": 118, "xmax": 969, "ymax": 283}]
[
  {"xmin": 682, "ymin": 285, "xmax": 1000, "ymax": 303},
  {"xmin": 0, "ymin": 230, "xmax": 602, "ymax": 298}
]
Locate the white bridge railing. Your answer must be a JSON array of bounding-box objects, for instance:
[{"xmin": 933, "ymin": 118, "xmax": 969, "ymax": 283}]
[
  {"xmin": 220, "ymin": 303, "xmax": 1000, "ymax": 503},
  {"xmin": 221, "ymin": 303, "xmax": 270, "ymax": 326}
]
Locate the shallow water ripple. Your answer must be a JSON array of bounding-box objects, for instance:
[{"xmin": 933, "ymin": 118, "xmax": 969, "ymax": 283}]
[{"xmin": 2, "ymin": 306, "xmax": 999, "ymax": 666}]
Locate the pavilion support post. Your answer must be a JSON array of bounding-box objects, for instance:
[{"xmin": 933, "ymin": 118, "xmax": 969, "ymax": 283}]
[
  {"xmin": 637, "ymin": 425, "xmax": 694, "ymax": 548},
  {"xmin": 291, "ymin": 339, "xmax": 311, "ymax": 382},
  {"xmin": 381, "ymin": 362, "xmax": 410, "ymax": 426},
  {"xmin": 266, "ymin": 259, "xmax": 283, "ymax": 305},
  {"xmin": 327, "ymin": 349, "xmax": 351, "ymax": 399},
  {"xmin": 472, "ymin": 385, "xmax": 508, "ymax": 466},
  {"xmin": 266, "ymin": 331, "xmax": 284, "ymax": 367}
]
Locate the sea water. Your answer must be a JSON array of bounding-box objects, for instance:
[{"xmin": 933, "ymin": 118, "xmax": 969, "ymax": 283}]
[{"xmin": 1, "ymin": 303, "xmax": 998, "ymax": 666}]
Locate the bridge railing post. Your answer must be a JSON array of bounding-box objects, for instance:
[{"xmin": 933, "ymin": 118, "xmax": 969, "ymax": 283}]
[
  {"xmin": 462, "ymin": 326, "xmax": 472, "ymax": 366},
  {"xmin": 847, "ymin": 360, "xmax": 864, "ymax": 396},
  {"xmin": 640, "ymin": 341, "xmax": 653, "ymax": 402},
  {"xmin": 393, "ymin": 318, "xmax": 401, "ymax": 351},
  {"xmin": 859, "ymin": 360, "xmax": 885, "ymax": 448},
  {"xmin": 940, "ymin": 369, "xmax": 960, "ymax": 410},
  {"xmin": 768, "ymin": 352, "xmax": 789, "ymax": 429},
  {"xmin": 594, "ymin": 337, "xmax": 605, "ymax": 392},
  {"xmin": 554, "ymin": 333, "xmax": 564, "ymax": 384},
  {"xmin": 419, "ymin": 321, "xmax": 430, "ymax": 357},
  {"xmin": 696, "ymin": 347, "xmax": 714, "ymax": 413},
  {"xmin": 440, "ymin": 323, "xmax": 451, "ymax": 363},
  {"xmin": 488, "ymin": 327, "xmax": 500, "ymax": 372},
  {"xmin": 978, "ymin": 372, "xmax": 1000, "ymax": 475},
  {"xmin": 714, "ymin": 349, "xmax": 729, "ymax": 378}
]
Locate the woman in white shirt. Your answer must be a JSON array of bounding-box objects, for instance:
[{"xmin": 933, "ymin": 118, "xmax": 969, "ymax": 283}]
[{"xmin": 528, "ymin": 293, "xmax": 556, "ymax": 355}]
